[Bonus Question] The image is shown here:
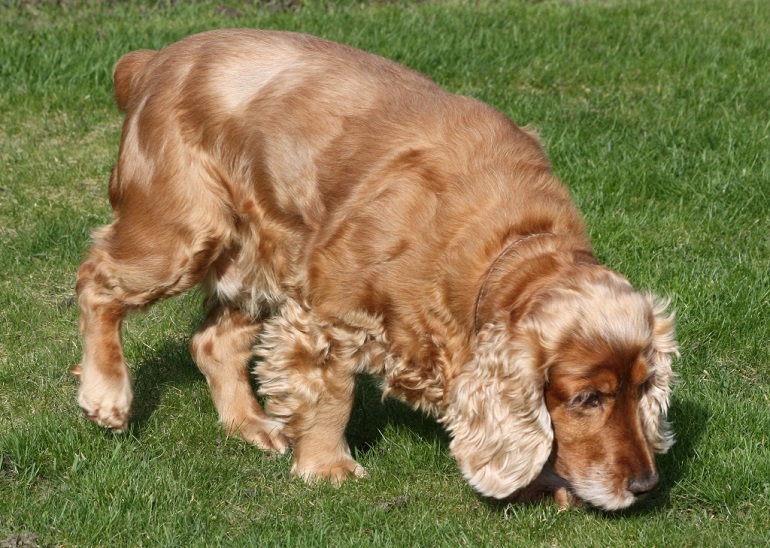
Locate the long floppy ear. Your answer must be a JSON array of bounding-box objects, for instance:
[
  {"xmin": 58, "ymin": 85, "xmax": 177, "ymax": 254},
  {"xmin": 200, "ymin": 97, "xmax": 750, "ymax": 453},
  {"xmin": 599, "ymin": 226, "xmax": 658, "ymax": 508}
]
[
  {"xmin": 442, "ymin": 321, "xmax": 552, "ymax": 499},
  {"xmin": 640, "ymin": 296, "xmax": 679, "ymax": 453}
]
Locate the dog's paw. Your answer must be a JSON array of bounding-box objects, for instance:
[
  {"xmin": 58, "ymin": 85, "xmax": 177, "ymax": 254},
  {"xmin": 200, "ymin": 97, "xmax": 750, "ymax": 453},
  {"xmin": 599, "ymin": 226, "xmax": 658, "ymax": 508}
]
[
  {"xmin": 227, "ymin": 417, "xmax": 290, "ymax": 454},
  {"xmin": 291, "ymin": 455, "xmax": 368, "ymax": 485},
  {"xmin": 553, "ymin": 487, "xmax": 583, "ymax": 510},
  {"xmin": 511, "ymin": 483, "xmax": 582, "ymax": 510},
  {"xmin": 75, "ymin": 365, "xmax": 133, "ymax": 433}
]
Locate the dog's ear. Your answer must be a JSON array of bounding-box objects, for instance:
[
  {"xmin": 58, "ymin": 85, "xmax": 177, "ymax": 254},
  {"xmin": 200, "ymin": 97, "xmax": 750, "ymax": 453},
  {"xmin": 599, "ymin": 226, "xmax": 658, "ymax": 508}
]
[
  {"xmin": 442, "ymin": 321, "xmax": 552, "ymax": 499},
  {"xmin": 640, "ymin": 296, "xmax": 678, "ymax": 453}
]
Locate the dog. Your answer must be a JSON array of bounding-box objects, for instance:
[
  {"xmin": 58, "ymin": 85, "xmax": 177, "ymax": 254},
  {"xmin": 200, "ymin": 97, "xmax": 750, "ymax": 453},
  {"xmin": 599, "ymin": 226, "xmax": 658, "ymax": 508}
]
[{"xmin": 73, "ymin": 29, "xmax": 677, "ymax": 510}]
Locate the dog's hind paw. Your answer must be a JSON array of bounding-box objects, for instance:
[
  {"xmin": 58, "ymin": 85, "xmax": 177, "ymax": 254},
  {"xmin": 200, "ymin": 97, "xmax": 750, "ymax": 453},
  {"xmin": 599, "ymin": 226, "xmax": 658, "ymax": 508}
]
[
  {"xmin": 226, "ymin": 416, "xmax": 290, "ymax": 454},
  {"xmin": 76, "ymin": 367, "xmax": 133, "ymax": 433}
]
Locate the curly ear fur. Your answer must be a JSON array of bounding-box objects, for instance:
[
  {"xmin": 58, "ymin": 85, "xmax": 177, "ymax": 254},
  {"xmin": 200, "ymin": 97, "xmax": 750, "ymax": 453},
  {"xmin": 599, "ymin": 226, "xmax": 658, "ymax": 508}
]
[
  {"xmin": 640, "ymin": 296, "xmax": 679, "ymax": 453},
  {"xmin": 442, "ymin": 322, "xmax": 552, "ymax": 499}
]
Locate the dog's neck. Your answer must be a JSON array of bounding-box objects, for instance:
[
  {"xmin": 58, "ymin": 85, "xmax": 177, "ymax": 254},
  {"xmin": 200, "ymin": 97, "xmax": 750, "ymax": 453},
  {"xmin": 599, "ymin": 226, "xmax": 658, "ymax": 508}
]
[
  {"xmin": 474, "ymin": 233, "xmax": 555, "ymax": 332},
  {"xmin": 473, "ymin": 232, "xmax": 596, "ymax": 332}
]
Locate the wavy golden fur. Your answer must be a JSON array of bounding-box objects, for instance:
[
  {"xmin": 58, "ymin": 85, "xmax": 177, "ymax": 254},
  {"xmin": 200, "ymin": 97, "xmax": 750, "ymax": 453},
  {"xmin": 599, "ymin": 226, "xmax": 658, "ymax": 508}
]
[{"xmin": 74, "ymin": 29, "xmax": 677, "ymax": 510}]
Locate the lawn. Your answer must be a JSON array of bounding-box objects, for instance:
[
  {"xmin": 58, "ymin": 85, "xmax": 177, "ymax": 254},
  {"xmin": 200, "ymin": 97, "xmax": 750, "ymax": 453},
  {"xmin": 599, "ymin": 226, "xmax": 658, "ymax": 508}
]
[{"xmin": 1, "ymin": 0, "xmax": 768, "ymax": 545}]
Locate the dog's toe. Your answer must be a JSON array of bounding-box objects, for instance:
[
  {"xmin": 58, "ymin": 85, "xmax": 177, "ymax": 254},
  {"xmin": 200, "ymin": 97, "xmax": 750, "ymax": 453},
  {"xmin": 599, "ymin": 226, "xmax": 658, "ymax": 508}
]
[
  {"xmin": 292, "ymin": 456, "xmax": 367, "ymax": 485},
  {"xmin": 228, "ymin": 416, "xmax": 290, "ymax": 453},
  {"xmin": 80, "ymin": 403, "xmax": 130, "ymax": 432},
  {"xmin": 77, "ymin": 373, "xmax": 133, "ymax": 432}
]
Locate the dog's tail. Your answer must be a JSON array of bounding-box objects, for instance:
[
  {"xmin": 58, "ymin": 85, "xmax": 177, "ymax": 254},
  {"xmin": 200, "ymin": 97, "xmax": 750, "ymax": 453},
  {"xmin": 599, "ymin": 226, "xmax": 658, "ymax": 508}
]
[{"xmin": 112, "ymin": 49, "xmax": 156, "ymax": 112}]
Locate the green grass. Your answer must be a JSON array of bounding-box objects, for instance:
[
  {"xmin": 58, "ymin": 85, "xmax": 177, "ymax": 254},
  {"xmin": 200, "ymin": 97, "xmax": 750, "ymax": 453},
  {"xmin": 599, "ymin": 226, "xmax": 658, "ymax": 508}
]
[{"xmin": 1, "ymin": 0, "xmax": 768, "ymax": 545}]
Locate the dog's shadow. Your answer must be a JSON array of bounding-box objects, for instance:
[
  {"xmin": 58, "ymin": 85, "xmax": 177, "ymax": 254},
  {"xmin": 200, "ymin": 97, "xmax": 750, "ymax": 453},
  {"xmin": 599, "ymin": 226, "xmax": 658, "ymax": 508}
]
[
  {"xmin": 125, "ymin": 338, "xmax": 704, "ymax": 515},
  {"xmin": 345, "ymin": 374, "xmax": 449, "ymax": 453},
  {"xmin": 128, "ymin": 335, "xmax": 205, "ymax": 433},
  {"xmin": 347, "ymin": 384, "xmax": 710, "ymax": 517},
  {"xmin": 126, "ymin": 336, "xmax": 447, "ymax": 449}
]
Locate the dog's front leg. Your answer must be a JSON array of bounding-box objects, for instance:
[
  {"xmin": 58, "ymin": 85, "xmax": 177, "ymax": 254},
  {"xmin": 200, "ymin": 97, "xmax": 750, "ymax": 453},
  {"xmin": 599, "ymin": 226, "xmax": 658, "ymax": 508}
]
[
  {"xmin": 256, "ymin": 300, "xmax": 366, "ymax": 482},
  {"xmin": 288, "ymin": 362, "xmax": 365, "ymax": 483}
]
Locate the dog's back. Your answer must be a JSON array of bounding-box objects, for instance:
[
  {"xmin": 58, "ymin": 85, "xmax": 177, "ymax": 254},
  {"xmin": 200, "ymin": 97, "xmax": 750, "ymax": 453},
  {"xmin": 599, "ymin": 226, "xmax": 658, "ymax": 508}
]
[{"xmin": 111, "ymin": 30, "xmax": 583, "ymax": 323}]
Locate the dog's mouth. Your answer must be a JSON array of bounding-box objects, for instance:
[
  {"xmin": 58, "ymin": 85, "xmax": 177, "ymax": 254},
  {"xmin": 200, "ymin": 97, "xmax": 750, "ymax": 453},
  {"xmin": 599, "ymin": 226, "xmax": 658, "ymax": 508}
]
[{"xmin": 509, "ymin": 465, "xmax": 643, "ymax": 511}]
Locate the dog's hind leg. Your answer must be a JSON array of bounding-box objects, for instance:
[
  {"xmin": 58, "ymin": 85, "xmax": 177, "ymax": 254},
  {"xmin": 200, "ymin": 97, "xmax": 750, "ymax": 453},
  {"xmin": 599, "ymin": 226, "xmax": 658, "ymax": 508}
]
[
  {"xmin": 74, "ymin": 166, "xmax": 225, "ymax": 432},
  {"xmin": 190, "ymin": 303, "xmax": 289, "ymax": 452},
  {"xmin": 74, "ymin": 253, "xmax": 135, "ymax": 432}
]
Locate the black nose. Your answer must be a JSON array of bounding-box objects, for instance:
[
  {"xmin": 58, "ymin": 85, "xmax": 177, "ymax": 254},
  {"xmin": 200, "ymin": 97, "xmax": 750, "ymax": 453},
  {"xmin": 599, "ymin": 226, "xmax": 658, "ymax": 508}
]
[{"xmin": 628, "ymin": 473, "xmax": 660, "ymax": 495}]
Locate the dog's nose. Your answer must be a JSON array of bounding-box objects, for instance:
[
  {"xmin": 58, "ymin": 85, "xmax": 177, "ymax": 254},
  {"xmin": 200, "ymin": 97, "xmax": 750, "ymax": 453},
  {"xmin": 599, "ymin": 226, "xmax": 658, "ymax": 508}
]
[{"xmin": 628, "ymin": 473, "xmax": 660, "ymax": 495}]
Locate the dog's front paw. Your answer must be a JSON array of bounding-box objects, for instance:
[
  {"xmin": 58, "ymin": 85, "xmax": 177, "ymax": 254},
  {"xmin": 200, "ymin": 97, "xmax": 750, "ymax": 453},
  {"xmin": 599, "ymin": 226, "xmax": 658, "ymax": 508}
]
[
  {"xmin": 553, "ymin": 487, "xmax": 583, "ymax": 510},
  {"xmin": 73, "ymin": 364, "xmax": 133, "ymax": 432},
  {"xmin": 291, "ymin": 455, "xmax": 368, "ymax": 484},
  {"xmin": 511, "ymin": 483, "xmax": 582, "ymax": 511}
]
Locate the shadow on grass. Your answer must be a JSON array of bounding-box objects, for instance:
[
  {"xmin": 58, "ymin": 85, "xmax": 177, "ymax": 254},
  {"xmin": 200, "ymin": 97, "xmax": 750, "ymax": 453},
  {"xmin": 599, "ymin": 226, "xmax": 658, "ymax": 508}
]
[
  {"xmin": 128, "ymin": 336, "xmax": 204, "ymax": 434},
  {"xmin": 121, "ymin": 337, "xmax": 706, "ymax": 517},
  {"xmin": 481, "ymin": 396, "xmax": 709, "ymax": 516},
  {"xmin": 624, "ymin": 396, "xmax": 710, "ymax": 514},
  {"xmin": 346, "ymin": 374, "xmax": 449, "ymax": 455},
  {"xmin": 125, "ymin": 337, "xmax": 447, "ymax": 450}
]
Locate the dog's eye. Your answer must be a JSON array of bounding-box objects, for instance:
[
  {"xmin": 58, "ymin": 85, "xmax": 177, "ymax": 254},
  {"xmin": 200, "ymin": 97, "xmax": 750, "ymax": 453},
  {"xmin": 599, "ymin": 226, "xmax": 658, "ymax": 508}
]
[
  {"xmin": 572, "ymin": 391, "xmax": 602, "ymax": 409},
  {"xmin": 639, "ymin": 374, "xmax": 656, "ymax": 394}
]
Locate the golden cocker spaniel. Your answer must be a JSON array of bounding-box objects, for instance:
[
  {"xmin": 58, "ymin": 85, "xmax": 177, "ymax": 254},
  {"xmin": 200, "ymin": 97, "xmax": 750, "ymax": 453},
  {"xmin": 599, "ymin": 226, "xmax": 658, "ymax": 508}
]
[{"xmin": 74, "ymin": 29, "xmax": 677, "ymax": 510}]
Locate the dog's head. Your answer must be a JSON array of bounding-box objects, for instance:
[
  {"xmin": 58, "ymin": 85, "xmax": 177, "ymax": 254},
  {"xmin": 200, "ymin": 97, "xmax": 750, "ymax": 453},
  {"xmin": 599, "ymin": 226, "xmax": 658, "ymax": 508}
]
[{"xmin": 444, "ymin": 267, "xmax": 677, "ymax": 510}]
